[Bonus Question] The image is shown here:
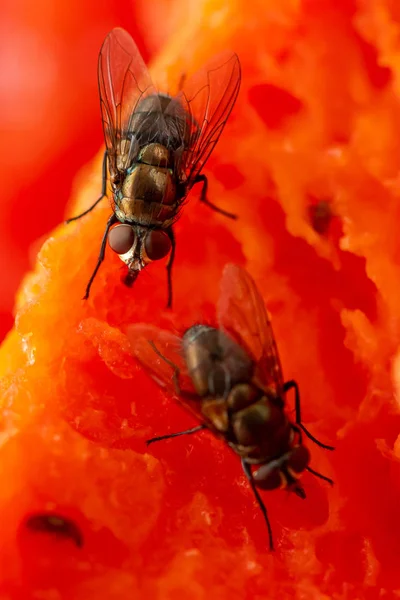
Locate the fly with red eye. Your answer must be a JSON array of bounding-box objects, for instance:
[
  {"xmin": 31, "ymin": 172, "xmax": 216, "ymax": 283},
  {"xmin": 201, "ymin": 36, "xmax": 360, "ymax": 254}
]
[
  {"xmin": 126, "ymin": 264, "xmax": 335, "ymax": 550},
  {"xmin": 66, "ymin": 28, "xmax": 241, "ymax": 306}
]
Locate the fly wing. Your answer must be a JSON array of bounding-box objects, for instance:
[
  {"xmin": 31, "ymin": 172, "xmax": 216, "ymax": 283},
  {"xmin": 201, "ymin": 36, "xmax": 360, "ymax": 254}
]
[
  {"xmin": 164, "ymin": 51, "xmax": 241, "ymax": 191},
  {"xmin": 126, "ymin": 323, "xmax": 192, "ymax": 393},
  {"xmin": 217, "ymin": 264, "xmax": 285, "ymax": 397},
  {"xmin": 98, "ymin": 28, "xmax": 165, "ymax": 175},
  {"xmin": 127, "ymin": 323, "xmax": 210, "ymax": 426}
]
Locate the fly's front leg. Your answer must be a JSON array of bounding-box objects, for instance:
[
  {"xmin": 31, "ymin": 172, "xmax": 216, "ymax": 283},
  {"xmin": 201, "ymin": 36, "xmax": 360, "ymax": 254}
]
[
  {"xmin": 284, "ymin": 380, "xmax": 335, "ymax": 451},
  {"xmin": 241, "ymin": 460, "xmax": 274, "ymax": 551},
  {"xmin": 195, "ymin": 174, "xmax": 237, "ymax": 220},
  {"xmin": 290, "ymin": 423, "xmax": 334, "ymax": 487},
  {"xmin": 165, "ymin": 227, "xmax": 175, "ymax": 309},
  {"xmin": 66, "ymin": 151, "xmax": 108, "ymax": 223},
  {"xmin": 83, "ymin": 213, "xmax": 117, "ymax": 299},
  {"xmin": 146, "ymin": 424, "xmax": 206, "ymax": 446}
]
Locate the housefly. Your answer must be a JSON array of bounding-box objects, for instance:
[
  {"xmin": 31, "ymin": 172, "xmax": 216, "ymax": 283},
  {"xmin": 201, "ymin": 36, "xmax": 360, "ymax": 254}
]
[
  {"xmin": 66, "ymin": 28, "xmax": 241, "ymax": 306},
  {"xmin": 127, "ymin": 264, "xmax": 334, "ymax": 550}
]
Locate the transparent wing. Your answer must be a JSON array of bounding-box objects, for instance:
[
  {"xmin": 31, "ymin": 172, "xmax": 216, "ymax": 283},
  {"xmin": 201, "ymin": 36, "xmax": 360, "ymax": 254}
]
[
  {"xmin": 165, "ymin": 51, "xmax": 241, "ymax": 188},
  {"xmin": 217, "ymin": 264, "xmax": 285, "ymax": 396},
  {"xmin": 126, "ymin": 323, "xmax": 192, "ymax": 392},
  {"xmin": 126, "ymin": 323, "xmax": 210, "ymax": 425},
  {"xmin": 98, "ymin": 28, "xmax": 164, "ymax": 173}
]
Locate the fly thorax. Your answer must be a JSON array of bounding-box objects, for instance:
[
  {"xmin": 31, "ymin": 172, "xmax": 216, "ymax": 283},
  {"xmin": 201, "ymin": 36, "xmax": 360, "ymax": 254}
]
[
  {"xmin": 114, "ymin": 204, "xmax": 127, "ymax": 222},
  {"xmin": 185, "ymin": 347, "xmax": 234, "ymax": 398},
  {"xmin": 116, "ymin": 136, "xmax": 139, "ymax": 172},
  {"xmin": 208, "ymin": 363, "xmax": 232, "ymax": 398},
  {"xmin": 183, "ymin": 326, "xmax": 254, "ymax": 397},
  {"xmin": 183, "ymin": 327, "xmax": 217, "ymax": 397}
]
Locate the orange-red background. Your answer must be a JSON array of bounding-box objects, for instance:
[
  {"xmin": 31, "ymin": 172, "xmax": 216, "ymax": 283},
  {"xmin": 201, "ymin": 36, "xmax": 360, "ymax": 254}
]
[{"xmin": 3, "ymin": 0, "xmax": 400, "ymax": 597}]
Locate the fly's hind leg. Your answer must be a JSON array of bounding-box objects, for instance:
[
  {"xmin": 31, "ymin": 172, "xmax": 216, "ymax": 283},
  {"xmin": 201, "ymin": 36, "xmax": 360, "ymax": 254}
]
[
  {"xmin": 66, "ymin": 151, "xmax": 108, "ymax": 223},
  {"xmin": 284, "ymin": 380, "xmax": 335, "ymax": 451},
  {"xmin": 195, "ymin": 174, "xmax": 238, "ymax": 220}
]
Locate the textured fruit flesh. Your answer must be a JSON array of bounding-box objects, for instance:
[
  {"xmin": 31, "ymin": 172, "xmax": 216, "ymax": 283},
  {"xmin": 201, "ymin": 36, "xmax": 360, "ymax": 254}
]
[{"xmin": 1, "ymin": 0, "xmax": 400, "ymax": 598}]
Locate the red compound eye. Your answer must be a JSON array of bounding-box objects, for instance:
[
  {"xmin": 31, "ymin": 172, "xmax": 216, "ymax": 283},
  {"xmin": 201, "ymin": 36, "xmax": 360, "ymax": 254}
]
[
  {"xmin": 287, "ymin": 445, "xmax": 310, "ymax": 475},
  {"xmin": 253, "ymin": 463, "xmax": 282, "ymax": 491},
  {"xmin": 143, "ymin": 230, "xmax": 171, "ymax": 261},
  {"xmin": 108, "ymin": 224, "xmax": 135, "ymax": 254}
]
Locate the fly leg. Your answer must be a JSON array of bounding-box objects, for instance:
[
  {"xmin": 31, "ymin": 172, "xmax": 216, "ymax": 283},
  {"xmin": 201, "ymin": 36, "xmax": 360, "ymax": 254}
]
[
  {"xmin": 147, "ymin": 340, "xmax": 200, "ymax": 399},
  {"xmin": 284, "ymin": 380, "xmax": 335, "ymax": 451},
  {"xmin": 83, "ymin": 213, "xmax": 117, "ymax": 299},
  {"xmin": 66, "ymin": 151, "xmax": 108, "ymax": 223},
  {"xmin": 281, "ymin": 458, "xmax": 307, "ymax": 500},
  {"xmin": 306, "ymin": 465, "xmax": 334, "ymax": 486},
  {"xmin": 146, "ymin": 341, "xmax": 207, "ymax": 442},
  {"xmin": 291, "ymin": 424, "xmax": 334, "ymax": 486},
  {"xmin": 165, "ymin": 227, "xmax": 175, "ymax": 309},
  {"xmin": 146, "ymin": 425, "xmax": 207, "ymax": 446},
  {"xmin": 241, "ymin": 459, "xmax": 274, "ymax": 551},
  {"xmin": 195, "ymin": 174, "xmax": 238, "ymax": 220}
]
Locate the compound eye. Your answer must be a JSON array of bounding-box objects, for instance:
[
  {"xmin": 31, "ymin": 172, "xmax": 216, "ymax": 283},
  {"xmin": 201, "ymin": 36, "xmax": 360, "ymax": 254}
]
[
  {"xmin": 143, "ymin": 230, "xmax": 172, "ymax": 261},
  {"xmin": 287, "ymin": 445, "xmax": 310, "ymax": 476},
  {"xmin": 253, "ymin": 463, "xmax": 283, "ymax": 491},
  {"xmin": 108, "ymin": 224, "xmax": 135, "ymax": 255}
]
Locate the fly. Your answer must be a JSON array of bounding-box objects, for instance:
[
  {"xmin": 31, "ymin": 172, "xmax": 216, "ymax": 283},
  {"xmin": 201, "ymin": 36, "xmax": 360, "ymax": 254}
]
[
  {"xmin": 127, "ymin": 264, "xmax": 334, "ymax": 550},
  {"xmin": 66, "ymin": 28, "xmax": 241, "ymax": 306}
]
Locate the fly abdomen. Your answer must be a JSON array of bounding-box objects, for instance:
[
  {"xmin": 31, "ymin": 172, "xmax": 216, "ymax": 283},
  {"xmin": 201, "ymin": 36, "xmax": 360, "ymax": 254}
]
[
  {"xmin": 138, "ymin": 143, "xmax": 172, "ymax": 168},
  {"xmin": 228, "ymin": 389, "xmax": 293, "ymax": 464},
  {"xmin": 231, "ymin": 398, "xmax": 287, "ymax": 447},
  {"xmin": 227, "ymin": 382, "xmax": 260, "ymax": 412},
  {"xmin": 121, "ymin": 164, "xmax": 176, "ymax": 206},
  {"xmin": 116, "ymin": 163, "xmax": 178, "ymax": 226}
]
